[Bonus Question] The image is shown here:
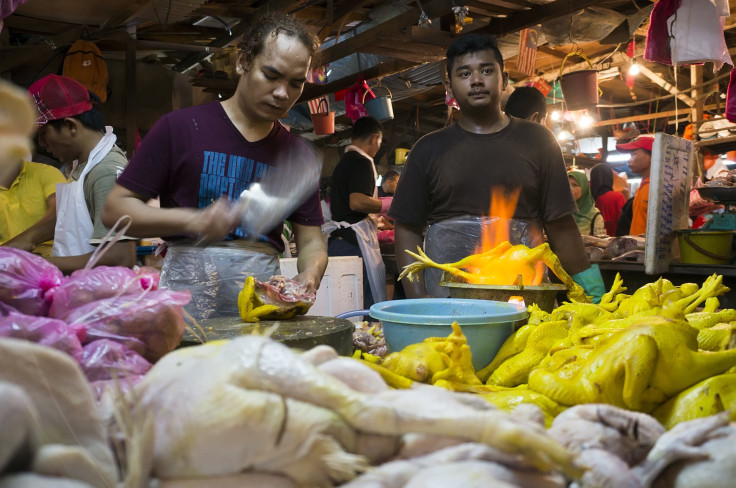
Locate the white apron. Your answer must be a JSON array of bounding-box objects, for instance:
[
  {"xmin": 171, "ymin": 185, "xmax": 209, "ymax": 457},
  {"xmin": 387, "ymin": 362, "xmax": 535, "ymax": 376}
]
[
  {"xmin": 335, "ymin": 145, "xmax": 387, "ymax": 303},
  {"xmin": 52, "ymin": 127, "xmax": 116, "ymax": 257}
]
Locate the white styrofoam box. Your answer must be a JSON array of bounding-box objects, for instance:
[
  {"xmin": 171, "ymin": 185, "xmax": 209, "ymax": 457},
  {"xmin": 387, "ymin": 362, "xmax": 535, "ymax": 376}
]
[{"xmin": 279, "ymin": 256, "xmax": 363, "ymax": 318}]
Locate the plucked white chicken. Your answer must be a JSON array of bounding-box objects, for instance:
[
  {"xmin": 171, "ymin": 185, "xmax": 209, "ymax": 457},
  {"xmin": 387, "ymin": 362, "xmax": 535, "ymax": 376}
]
[{"xmin": 125, "ymin": 336, "xmax": 573, "ymax": 486}]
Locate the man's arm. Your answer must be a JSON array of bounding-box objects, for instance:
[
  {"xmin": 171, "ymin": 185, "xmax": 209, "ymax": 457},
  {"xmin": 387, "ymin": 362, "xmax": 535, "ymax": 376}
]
[
  {"xmin": 103, "ymin": 184, "xmax": 238, "ymax": 245},
  {"xmin": 394, "ymin": 221, "xmax": 429, "ymax": 298},
  {"xmin": 544, "ymin": 214, "xmax": 590, "ymax": 275},
  {"xmin": 3, "ymin": 194, "xmax": 57, "ymax": 251},
  {"xmin": 46, "ymin": 240, "xmax": 137, "ymax": 274},
  {"xmin": 291, "ymin": 223, "xmax": 328, "ymax": 293},
  {"xmin": 349, "ymin": 192, "xmax": 386, "ymax": 214}
]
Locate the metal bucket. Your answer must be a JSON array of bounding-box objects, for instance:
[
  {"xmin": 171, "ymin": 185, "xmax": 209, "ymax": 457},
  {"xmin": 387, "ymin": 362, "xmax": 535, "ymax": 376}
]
[
  {"xmin": 440, "ymin": 272, "xmax": 567, "ymax": 313},
  {"xmin": 311, "ymin": 98, "xmax": 335, "ymax": 135},
  {"xmin": 363, "ymin": 85, "xmax": 394, "ymax": 121},
  {"xmin": 558, "ymin": 52, "xmax": 598, "ymax": 111}
]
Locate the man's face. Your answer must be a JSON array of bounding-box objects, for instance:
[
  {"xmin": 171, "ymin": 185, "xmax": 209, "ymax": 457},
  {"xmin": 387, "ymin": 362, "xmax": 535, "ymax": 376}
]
[
  {"xmin": 384, "ymin": 176, "xmax": 399, "ymax": 194},
  {"xmin": 235, "ymin": 33, "xmax": 311, "ymax": 123},
  {"xmin": 628, "ymin": 148, "xmax": 651, "ymax": 176},
  {"xmin": 367, "ymin": 132, "xmax": 383, "ymax": 158},
  {"xmin": 37, "ymin": 122, "xmax": 75, "ymax": 164},
  {"xmin": 446, "ymin": 50, "xmax": 508, "ymax": 113}
]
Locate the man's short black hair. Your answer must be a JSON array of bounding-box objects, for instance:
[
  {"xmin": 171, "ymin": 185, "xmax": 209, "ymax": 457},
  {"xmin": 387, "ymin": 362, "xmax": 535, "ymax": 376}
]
[
  {"xmin": 504, "ymin": 86, "xmax": 547, "ymax": 120},
  {"xmin": 46, "ymin": 91, "xmax": 105, "ymax": 133},
  {"xmin": 383, "ymin": 169, "xmax": 399, "ymax": 181},
  {"xmin": 352, "ymin": 116, "xmax": 382, "ymax": 140},
  {"xmin": 446, "ymin": 33, "xmax": 504, "ymax": 78}
]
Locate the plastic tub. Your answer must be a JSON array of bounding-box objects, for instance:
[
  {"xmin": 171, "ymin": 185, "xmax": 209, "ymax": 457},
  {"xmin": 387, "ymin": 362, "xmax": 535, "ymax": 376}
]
[{"xmin": 369, "ymin": 298, "xmax": 528, "ymax": 370}]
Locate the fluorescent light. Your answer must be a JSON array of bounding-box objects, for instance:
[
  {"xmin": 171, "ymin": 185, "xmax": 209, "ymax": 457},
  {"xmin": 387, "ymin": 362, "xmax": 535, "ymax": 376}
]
[
  {"xmin": 578, "ymin": 114, "xmax": 594, "ymax": 128},
  {"xmin": 629, "ymin": 63, "xmax": 640, "ymax": 76},
  {"xmin": 607, "ymin": 153, "xmax": 631, "ymax": 162},
  {"xmin": 550, "ymin": 110, "xmax": 561, "ymax": 121}
]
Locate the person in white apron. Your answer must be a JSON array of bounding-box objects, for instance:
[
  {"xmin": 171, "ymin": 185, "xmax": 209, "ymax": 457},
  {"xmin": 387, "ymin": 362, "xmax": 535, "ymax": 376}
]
[
  {"xmin": 28, "ymin": 74, "xmax": 136, "ymax": 274},
  {"xmin": 327, "ymin": 116, "xmax": 389, "ymax": 308},
  {"xmin": 102, "ymin": 13, "xmax": 328, "ymax": 321}
]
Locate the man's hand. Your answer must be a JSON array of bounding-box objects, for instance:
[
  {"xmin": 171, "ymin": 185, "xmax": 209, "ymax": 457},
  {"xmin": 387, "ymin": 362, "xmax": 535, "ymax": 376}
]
[
  {"xmin": 292, "ymin": 268, "xmax": 321, "ymax": 294},
  {"xmin": 188, "ymin": 197, "xmax": 240, "ymax": 246}
]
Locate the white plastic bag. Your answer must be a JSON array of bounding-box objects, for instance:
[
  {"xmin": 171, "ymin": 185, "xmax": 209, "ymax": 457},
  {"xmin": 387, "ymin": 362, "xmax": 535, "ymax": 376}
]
[{"xmin": 669, "ymin": 0, "xmax": 732, "ymax": 69}]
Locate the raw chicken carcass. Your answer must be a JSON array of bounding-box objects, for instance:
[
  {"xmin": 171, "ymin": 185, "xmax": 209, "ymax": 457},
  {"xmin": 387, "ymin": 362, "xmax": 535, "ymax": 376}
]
[
  {"xmin": 127, "ymin": 336, "xmax": 575, "ymax": 486},
  {"xmin": 0, "ymin": 338, "xmax": 117, "ymax": 488},
  {"xmin": 0, "ymin": 382, "xmax": 38, "ymax": 473},
  {"xmin": 238, "ymin": 275, "xmax": 316, "ymax": 322}
]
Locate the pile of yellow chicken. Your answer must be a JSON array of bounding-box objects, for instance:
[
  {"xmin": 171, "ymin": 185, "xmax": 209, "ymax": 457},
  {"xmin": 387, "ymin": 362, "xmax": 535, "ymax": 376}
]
[{"xmin": 357, "ymin": 273, "xmax": 736, "ymax": 429}]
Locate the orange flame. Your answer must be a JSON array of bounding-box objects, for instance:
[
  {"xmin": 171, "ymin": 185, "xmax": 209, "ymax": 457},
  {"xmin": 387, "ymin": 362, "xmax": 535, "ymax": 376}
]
[{"xmin": 464, "ymin": 186, "xmax": 545, "ymax": 286}]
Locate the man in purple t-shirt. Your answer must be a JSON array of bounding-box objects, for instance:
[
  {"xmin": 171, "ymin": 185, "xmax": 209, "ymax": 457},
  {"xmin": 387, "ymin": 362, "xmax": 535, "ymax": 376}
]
[{"xmin": 103, "ymin": 13, "xmax": 327, "ymax": 320}]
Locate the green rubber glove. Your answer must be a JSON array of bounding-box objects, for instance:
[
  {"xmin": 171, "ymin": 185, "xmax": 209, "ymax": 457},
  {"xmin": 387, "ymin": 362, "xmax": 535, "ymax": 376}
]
[{"xmin": 572, "ymin": 264, "xmax": 606, "ymax": 304}]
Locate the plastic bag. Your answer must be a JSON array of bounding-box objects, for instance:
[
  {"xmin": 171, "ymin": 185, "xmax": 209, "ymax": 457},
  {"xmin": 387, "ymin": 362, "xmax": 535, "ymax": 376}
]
[
  {"xmin": 49, "ymin": 265, "xmax": 160, "ymax": 319},
  {"xmin": 80, "ymin": 339, "xmax": 152, "ymax": 382},
  {"xmin": 669, "ymin": 0, "xmax": 732, "ymax": 68},
  {"xmin": 66, "ymin": 289, "xmax": 191, "ymax": 362},
  {"xmin": 0, "ymin": 308, "xmax": 85, "ymax": 361},
  {"xmin": 727, "ymin": 68, "xmax": 736, "ymax": 123},
  {"xmin": 0, "ymin": 248, "xmax": 63, "ymax": 315}
]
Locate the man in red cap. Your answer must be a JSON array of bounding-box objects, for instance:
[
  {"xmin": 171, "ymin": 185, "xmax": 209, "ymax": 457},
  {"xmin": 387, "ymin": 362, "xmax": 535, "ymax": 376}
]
[
  {"xmin": 616, "ymin": 135, "xmax": 654, "ymax": 236},
  {"xmin": 27, "ymin": 73, "xmax": 135, "ymax": 272}
]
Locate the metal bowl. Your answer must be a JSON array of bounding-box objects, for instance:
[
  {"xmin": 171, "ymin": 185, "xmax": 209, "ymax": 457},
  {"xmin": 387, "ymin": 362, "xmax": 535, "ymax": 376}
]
[
  {"xmin": 440, "ymin": 272, "xmax": 567, "ymax": 313},
  {"xmin": 697, "ymin": 187, "xmax": 736, "ymax": 203}
]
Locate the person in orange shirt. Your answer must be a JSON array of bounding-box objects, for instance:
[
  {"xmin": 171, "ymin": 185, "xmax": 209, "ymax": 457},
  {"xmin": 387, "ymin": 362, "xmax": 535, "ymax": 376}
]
[{"xmin": 616, "ymin": 136, "xmax": 654, "ymax": 236}]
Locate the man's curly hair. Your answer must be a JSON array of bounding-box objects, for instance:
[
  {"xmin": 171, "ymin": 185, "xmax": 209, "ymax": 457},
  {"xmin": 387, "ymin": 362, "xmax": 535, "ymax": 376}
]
[{"xmin": 238, "ymin": 13, "xmax": 321, "ymax": 70}]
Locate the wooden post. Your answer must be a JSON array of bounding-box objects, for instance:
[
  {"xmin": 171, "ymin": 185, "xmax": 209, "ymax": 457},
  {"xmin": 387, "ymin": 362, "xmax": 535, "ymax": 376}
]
[
  {"xmin": 126, "ymin": 31, "xmax": 137, "ymax": 159},
  {"xmin": 690, "ymin": 65, "xmax": 704, "ymax": 141}
]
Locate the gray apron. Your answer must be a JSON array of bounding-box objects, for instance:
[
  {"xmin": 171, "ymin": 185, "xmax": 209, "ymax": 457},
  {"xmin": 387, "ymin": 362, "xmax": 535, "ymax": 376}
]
[
  {"xmin": 423, "ymin": 216, "xmax": 543, "ymax": 298},
  {"xmin": 160, "ymin": 242, "xmax": 279, "ymax": 321}
]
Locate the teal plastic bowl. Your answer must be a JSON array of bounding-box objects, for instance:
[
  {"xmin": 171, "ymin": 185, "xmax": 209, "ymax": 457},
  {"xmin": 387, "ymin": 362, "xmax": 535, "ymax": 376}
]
[{"xmin": 369, "ymin": 298, "xmax": 528, "ymax": 370}]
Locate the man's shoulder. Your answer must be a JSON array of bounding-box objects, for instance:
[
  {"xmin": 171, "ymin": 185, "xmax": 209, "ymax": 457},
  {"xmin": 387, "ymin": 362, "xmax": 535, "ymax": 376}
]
[{"xmin": 88, "ymin": 145, "xmax": 128, "ymax": 181}]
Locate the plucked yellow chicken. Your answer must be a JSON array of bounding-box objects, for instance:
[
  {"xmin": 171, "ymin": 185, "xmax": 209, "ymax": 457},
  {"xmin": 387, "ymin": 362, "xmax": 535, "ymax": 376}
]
[
  {"xmin": 399, "ymin": 242, "xmax": 587, "ymax": 302},
  {"xmin": 697, "ymin": 322, "xmax": 736, "ymax": 351},
  {"xmin": 652, "ymin": 373, "xmax": 736, "ymax": 428},
  {"xmin": 478, "ymin": 386, "xmax": 566, "ymax": 427},
  {"xmin": 528, "ymin": 310, "xmax": 736, "ymax": 413}
]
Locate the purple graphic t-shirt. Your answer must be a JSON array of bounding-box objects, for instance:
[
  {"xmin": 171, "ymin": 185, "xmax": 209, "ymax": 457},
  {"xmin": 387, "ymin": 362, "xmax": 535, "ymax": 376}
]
[{"xmin": 117, "ymin": 101, "xmax": 323, "ymax": 252}]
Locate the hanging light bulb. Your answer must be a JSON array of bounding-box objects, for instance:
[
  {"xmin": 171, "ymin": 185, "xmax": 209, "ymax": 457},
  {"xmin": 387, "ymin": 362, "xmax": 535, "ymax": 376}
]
[
  {"xmin": 550, "ymin": 110, "xmax": 561, "ymax": 121},
  {"xmin": 578, "ymin": 114, "xmax": 594, "ymax": 128},
  {"xmin": 557, "ymin": 130, "xmax": 573, "ymax": 141},
  {"xmin": 629, "ymin": 61, "xmax": 640, "ymax": 76}
]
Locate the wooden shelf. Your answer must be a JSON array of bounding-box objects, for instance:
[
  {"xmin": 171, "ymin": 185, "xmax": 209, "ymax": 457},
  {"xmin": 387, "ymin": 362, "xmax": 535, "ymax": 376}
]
[
  {"xmin": 564, "ymin": 154, "xmax": 603, "ymax": 169},
  {"xmin": 695, "ymin": 135, "xmax": 736, "ymax": 155}
]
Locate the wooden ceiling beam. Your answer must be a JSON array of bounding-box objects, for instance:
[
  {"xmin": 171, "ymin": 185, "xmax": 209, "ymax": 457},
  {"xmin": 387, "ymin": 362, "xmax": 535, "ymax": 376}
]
[
  {"xmin": 172, "ymin": 0, "xmax": 307, "ymax": 72},
  {"xmin": 318, "ymin": 0, "xmax": 455, "ymax": 66},
  {"xmin": 478, "ymin": 0, "xmax": 605, "ymax": 37},
  {"xmin": 0, "ymin": 24, "xmax": 87, "ymax": 73}
]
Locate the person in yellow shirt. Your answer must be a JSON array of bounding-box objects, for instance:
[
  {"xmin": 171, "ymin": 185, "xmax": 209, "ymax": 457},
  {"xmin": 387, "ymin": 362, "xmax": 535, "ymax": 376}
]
[
  {"xmin": 1, "ymin": 159, "xmax": 66, "ymax": 257},
  {"xmin": 616, "ymin": 136, "xmax": 653, "ymax": 236}
]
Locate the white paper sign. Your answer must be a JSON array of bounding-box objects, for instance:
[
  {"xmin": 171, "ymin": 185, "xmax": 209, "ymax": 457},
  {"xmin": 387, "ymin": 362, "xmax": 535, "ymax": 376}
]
[{"xmin": 645, "ymin": 133, "xmax": 694, "ymax": 274}]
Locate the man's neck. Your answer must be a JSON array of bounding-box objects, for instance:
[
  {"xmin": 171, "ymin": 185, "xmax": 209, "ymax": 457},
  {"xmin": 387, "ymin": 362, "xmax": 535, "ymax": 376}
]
[
  {"xmin": 457, "ymin": 108, "xmax": 509, "ymax": 135},
  {"xmin": 77, "ymin": 130, "xmax": 105, "ymax": 165},
  {"xmin": 221, "ymin": 98, "xmax": 274, "ymax": 142}
]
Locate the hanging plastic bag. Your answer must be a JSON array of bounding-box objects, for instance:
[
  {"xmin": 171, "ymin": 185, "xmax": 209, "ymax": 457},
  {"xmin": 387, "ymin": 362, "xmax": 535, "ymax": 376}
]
[
  {"xmin": 727, "ymin": 68, "xmax": 736, "ymax": 123},
  {"xmin": 668, "ymin": 0, "xmax": 732, "ymax": 69},
  {"xmin": 344, "ymin": 78, "xmax": 375, "ymax": 123}
]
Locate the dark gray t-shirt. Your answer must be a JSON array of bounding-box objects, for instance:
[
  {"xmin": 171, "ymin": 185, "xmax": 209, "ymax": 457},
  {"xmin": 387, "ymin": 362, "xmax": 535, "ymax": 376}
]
[{"xmin": 389, "ymin": 117, "xmax": 576, "ymax": 228}]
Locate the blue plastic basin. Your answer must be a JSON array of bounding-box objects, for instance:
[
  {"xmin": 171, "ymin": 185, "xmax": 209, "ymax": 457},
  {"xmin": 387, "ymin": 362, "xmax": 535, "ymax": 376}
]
[{"xmin": 369, "ymin": 298, "xmax": 528, "ymax": 370}]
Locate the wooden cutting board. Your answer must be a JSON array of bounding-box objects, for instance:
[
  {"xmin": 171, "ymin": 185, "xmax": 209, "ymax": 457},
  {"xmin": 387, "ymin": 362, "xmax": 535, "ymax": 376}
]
[{"xmin": 179, "ymin": 315, "xmax": 355, "ymax": 356}]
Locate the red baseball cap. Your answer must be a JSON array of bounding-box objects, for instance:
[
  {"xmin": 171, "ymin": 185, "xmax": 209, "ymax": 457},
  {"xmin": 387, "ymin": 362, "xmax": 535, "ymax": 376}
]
[
  {"xmin": 616, "ymin": 135, "xmax": 654, "ymax": 152},
  {"xmin": 28, "ymin": 74, "xmax": 93, "ymax": 126}
]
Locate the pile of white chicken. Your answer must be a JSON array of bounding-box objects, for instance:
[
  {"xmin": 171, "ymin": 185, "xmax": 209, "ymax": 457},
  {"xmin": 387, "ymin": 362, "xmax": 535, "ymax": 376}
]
[{"xmin": 2, "ymin": 329, "xmax": 736, "ymax": 488}]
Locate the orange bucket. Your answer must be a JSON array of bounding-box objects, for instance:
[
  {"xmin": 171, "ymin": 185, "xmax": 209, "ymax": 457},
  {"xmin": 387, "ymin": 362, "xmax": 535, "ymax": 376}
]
[{"xmin": 311, "ymin": 98, "xmax": 335, "ymax": 135}]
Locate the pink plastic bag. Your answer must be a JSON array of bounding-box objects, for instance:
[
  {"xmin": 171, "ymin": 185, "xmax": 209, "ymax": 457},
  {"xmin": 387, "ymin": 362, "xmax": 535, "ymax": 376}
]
[
  {"xmin": 0, "ymin": 248, "xmax": 63, "ymax": 316},
  {"xmin": 0, "ymin": 308, "xmax": 85, "ymax": 361},
  {"xmin": 66, "ymin": 289, "xmax": 191, "ymax": 362},
  {"xmin": 80, "ymin": 339, "xmax": 152, "ymax": 382},
  {"xmin": 49, "ymin": 265, "xmax": 160, "ymax": 319}
]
